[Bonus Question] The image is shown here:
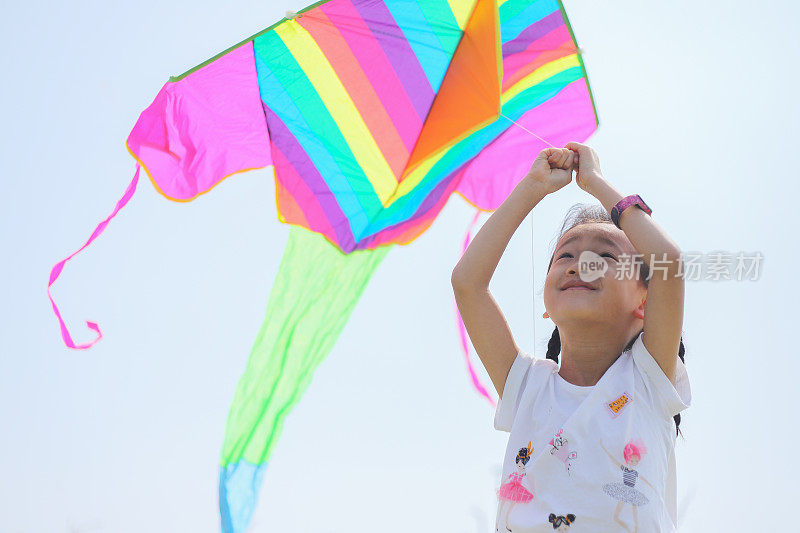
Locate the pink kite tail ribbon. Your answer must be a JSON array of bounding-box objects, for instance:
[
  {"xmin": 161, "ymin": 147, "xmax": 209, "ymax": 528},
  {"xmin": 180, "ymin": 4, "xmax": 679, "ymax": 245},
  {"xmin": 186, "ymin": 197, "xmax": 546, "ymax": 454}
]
[
  {"xmin": 453, "ymin": 209, "xmax": 497, "ymax": 408},
  {"xmin": 47, "ymin": 164, "xmax": 141, "ymax": 349}
]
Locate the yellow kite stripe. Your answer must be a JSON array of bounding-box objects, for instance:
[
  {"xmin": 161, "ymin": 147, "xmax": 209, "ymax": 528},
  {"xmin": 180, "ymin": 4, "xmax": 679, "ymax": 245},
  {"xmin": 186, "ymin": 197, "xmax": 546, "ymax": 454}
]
[
  {"xmin": 502, "ymin": 53, "xmax": 580, "ymax": 103},
  {"xmin": 390, "ymin": 55, "xmax": 581, "ymax": 206},
  {"xmin": 276, "ymin": 21, "xmax": 396, "ymax": 206},
  {"xmin": 387, "ymin": 152, "xmax": 441, "ymax": 205},
  {"xmin": 445, "ymin": 0, "xmax": 482, "ymax": 30}
]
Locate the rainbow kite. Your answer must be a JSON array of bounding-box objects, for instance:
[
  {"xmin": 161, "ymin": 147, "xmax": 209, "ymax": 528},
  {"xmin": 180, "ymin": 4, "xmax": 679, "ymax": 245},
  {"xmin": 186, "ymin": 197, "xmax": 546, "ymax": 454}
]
[{"xmin": 48, "ymin": 0, "xmax": 598, "ymax": 530}]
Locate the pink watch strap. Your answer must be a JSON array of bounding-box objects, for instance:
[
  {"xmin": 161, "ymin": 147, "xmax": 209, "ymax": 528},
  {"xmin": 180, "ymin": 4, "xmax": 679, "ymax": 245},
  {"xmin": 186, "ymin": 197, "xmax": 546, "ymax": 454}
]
[{"xmin": 611, "ymin": 194, "xmax": 652, "ymax": 228}]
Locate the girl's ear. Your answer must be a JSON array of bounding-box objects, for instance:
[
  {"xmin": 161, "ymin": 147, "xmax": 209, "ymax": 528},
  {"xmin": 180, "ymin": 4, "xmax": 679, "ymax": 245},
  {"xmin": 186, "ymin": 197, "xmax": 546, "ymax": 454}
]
[{"xmin": 633, "ymin": 295, "xmax": 646, "ymax": 320}]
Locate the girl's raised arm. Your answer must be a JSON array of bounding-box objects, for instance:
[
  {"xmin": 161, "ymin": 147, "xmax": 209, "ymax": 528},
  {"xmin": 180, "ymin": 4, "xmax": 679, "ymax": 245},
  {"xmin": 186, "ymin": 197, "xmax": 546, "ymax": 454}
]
[
  {"xmin": 451, "ymin": 148, "xmax": 574, "ymax": 399},
  {"xmin": 565, "ymin": 142, "xmax": 684, "ymax": 385}
]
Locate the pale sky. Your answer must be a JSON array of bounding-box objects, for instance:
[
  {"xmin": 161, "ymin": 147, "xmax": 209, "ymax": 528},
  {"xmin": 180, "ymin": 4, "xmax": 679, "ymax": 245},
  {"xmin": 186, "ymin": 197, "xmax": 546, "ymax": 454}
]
[{"xmin": 1, "ymin": 0, "xmax": 798, "ymax": 531}]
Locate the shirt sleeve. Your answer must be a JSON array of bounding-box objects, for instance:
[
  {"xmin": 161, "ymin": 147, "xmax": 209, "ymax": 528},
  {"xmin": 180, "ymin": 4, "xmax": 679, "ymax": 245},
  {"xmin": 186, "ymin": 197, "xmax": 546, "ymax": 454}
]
[
  {"xmin": 631, "ymin": 332, "xmax": 692, "ymax": 419},
  {"xmin": 493, "ymin": 350, "xmax": 536, "ymax": 432}
]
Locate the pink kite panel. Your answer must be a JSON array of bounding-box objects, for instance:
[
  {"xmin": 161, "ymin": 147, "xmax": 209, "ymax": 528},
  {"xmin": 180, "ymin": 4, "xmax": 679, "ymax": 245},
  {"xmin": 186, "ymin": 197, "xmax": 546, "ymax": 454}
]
[
  {"xmin": 126, "ymin": 43, "xmax": 271, "ymax": 201},
  {"xmin": 455, "ymin": 80, "xmax": 596, "ymax": 210}
]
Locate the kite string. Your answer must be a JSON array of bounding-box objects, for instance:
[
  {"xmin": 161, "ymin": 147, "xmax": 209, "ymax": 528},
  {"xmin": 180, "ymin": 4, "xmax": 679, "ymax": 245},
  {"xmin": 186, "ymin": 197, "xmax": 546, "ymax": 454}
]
[
  {"xmin": 497, "ymin": 112, "xmax": 559, "ymax": 358},
  {"xmin": 498, "ymin": 112, "xmax": 557, "ymax": 149},
  {"xmin": 531, "ymin": 193, "xmax": 536, "ymax": 356},
  {"xmin": 457, "ymin": 113, "xmax": 557, "ymax": 391}
]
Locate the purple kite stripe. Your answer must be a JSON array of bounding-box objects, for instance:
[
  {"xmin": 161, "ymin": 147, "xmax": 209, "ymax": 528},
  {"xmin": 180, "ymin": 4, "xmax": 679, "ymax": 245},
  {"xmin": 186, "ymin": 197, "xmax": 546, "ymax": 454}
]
[
  {"xmin": 350, "ymin": 0, "xmax": 434, "ymax": 122},
  {"xmin": 354, "ymin": 158, "xmax": 467, "ymax": 250},
  {"xmin": 262, "ymin": 102, "xmax": 356, "ymax": 252},
  {"xmin": 502, "ymin": 10, "xmax": 564, "ymax": 56},
  {"xmin": 271, "ymin": 143, "xmax": 338, "ymax": 240},
  {"xmin": 319, "ymin": 0, "xmax": 423, "ymax": 154},
  {"xmin": 502, "ymin": 24, "xmax": 571, "ymax": 87}
]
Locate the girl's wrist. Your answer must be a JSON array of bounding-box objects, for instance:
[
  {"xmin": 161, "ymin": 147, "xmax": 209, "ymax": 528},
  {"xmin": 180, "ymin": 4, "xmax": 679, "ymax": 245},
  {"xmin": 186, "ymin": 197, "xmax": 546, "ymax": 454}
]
[
  {"xmin": 521, "ymin": 175, "xmax": 558, "ymax": 197},
  {"xmin": 583, "ymin": 173, "xmax": 607, "ymax": 197},
  {"xmin": 517, "ymin": 176, "xmax": 553, "ymax": 204},
  {"xmin": 585, "ymin": 176, "xmax": 623, "ymax": 211}
]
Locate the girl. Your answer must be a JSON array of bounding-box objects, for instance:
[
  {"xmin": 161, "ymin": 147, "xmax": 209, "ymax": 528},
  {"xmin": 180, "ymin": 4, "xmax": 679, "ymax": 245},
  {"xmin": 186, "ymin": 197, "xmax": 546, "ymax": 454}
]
[
  {"xmin": 497, "ymin": 442, "xmax": 536, "ymax": 531},
  {"xmin": 452, "ymin": 143, "xmax": 691, "ymax": 532},
  {"xmin": 601, "ymin": 439, "xmax": 654, "ymax": 532}
]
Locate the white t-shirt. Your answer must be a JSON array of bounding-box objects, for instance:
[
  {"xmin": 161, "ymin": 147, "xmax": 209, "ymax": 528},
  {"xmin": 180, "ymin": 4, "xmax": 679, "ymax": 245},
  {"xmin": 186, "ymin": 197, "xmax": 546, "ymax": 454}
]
[{"xmin": 493, "ymin": 331, "xmax": 691, "ymax": 532}]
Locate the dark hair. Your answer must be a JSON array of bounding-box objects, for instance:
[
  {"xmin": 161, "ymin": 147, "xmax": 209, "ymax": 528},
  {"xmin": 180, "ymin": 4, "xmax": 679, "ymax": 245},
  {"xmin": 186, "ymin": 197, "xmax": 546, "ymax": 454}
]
[
  {"xmin": 515, "ymin": 445, "xmax": 532, "ymax": 466},
  {"xmin": 543, "ymin": 204, "xmax": 686, "ymax": 437},
  {"xmin": 549, "ymin": 513, "xmax": 576, "ymax": 528}
]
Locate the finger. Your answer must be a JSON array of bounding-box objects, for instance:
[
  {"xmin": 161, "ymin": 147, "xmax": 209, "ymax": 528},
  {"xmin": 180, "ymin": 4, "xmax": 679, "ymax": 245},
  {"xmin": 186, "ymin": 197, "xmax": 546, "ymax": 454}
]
[
  {"xmin": 565, "ymin": 150, "xmax": 575, "ymax": 170},
  {"xmin": 560, "ymin": 150, "xmax": 572, "ymax": 170},
  {"xmin": 548, "ymin": 152, "xmax": 565, "ymax": 168},
  {"xmin": 553, "ymin": 149, "xmax": 569, "ymax": 168},
  {"xmin": 565, "ymin": 147, "xmax": 580, "ymax": 164},
  {"xmin": 539, "ymin": 147, "xmax": 556, "ymax": 159},
  {"xmin": 536, "ymin": 148, "xmax": 555, "ymax": 164}
]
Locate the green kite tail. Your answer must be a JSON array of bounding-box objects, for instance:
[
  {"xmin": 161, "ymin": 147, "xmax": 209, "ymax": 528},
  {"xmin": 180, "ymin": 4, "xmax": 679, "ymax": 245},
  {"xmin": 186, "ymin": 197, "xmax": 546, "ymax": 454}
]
[{"xmin": 219, "ymin": 225, "xmax": 390, "ymax": 532}]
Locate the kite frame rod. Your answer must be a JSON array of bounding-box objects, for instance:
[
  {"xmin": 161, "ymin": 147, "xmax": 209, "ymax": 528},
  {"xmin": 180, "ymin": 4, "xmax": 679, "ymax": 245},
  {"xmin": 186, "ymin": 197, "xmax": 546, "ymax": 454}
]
[
  {"xmin": 555, "ymin": 1, "xmax": 599, "ymax": 126},
  {"xmin": 168, "ymin": 0, "xmax": 598, "ymax": 128},
  {"xmin": 169, "ymin": 0, "xmax": 333, "ymax": 82}
]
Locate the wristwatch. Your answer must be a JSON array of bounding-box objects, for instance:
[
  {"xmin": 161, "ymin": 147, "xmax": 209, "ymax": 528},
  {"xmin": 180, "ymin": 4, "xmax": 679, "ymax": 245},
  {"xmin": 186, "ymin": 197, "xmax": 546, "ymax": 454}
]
[{"xmin": 611, "ymin": 194, "xmax": 652, "ymax": 229}]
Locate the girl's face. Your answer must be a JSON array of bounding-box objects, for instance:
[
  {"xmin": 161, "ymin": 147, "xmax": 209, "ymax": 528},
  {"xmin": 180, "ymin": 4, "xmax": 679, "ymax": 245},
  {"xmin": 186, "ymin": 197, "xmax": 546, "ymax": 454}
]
[
  {"xmin": 543, "ymin": 223, "xmax": 645, "ymax": 327},
  {"xmin": 516, "ymin": 460, "xmax": 526, "ymax": 473},
  {"xmin": 627, "ymin": 455, "xmax": 640, "ymax": 467}
]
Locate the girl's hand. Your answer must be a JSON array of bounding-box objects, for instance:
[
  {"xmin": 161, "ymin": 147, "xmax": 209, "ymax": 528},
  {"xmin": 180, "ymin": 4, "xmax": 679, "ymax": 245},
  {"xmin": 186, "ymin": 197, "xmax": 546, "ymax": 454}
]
[
  {"xmin": 564, "ymin": 142, "xmax": 604, "ymax": 195},
  {"xmin": 523, "ymin": 148, "xmax": 575, "ymax": 195}
]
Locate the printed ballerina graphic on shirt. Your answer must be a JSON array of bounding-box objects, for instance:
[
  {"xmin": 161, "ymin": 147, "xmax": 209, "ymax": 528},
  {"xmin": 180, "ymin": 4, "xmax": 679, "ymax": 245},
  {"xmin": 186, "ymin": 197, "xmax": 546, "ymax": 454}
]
[
  {"xmin": 548, "ymin": 513, "xmax": 576, "ymax": 530},
  {"xmin": 549, "ymin": 428, "xmax": 578, "ymax": 476},
  {"xmin": 600, "ymin": 439, "xmax": 655, "ymax": 533},
  {"xmin": 496, "ymin": 441, "xmax": 535, "ymax": 532}
]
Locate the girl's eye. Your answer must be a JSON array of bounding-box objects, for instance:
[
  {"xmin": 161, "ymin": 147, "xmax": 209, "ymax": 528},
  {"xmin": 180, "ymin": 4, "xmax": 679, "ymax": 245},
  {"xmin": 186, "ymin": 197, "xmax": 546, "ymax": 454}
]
[{"xmin": 558, "ymin": 252, "xmax": 616, "ymax": 260}]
